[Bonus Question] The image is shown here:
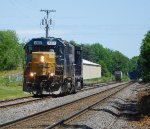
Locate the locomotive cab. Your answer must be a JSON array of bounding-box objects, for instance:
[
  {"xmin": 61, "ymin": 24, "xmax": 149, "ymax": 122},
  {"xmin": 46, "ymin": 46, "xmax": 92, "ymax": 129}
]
[{"xmin": 23, "ymin": 37, "xmax": 83, "ymax": 96}]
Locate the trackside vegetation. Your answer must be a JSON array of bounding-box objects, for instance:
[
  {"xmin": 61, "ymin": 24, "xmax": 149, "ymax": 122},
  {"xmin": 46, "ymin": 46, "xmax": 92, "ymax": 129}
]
[
  {"xmin": 138, "ymin": 31, "xmax": 150, "ymax": 82},
  {"xmin": 70, "ymin": 41, "xmax": 132, "ymax": 80},
  {"xmin": 0, "ymin": 30, "xmax": 24, "ymax": 71},
  {"xmin": 0, "ymin": 30, "xmax": 28, "ymax": 100},
  {"xmin": 1, "ymin": 29, "xmax": 150, "ymax": 99},
  {"xmin": 0, "ymin": 69, "xmax": 31, "ymax": 100}
]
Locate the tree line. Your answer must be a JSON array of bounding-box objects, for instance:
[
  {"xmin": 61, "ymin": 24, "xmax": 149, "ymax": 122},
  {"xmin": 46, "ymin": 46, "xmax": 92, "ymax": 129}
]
[
  {"xmin": 126, "ymin": 31, "xmax": 150, "ymax": 82},
  {"xmin": 138, "ymin": 31, "xmax": 150, "ymax": 82},
  {"xmin": 0, "ymin": 30, "xmax": 24, "ymax": 70},
  {"xmin": 70, "ymin": 41, "xmax": 131, "ymax": 77},
  {"xmin": 0, "ymin": 30, "xmax": 149, "ymax": 82}
]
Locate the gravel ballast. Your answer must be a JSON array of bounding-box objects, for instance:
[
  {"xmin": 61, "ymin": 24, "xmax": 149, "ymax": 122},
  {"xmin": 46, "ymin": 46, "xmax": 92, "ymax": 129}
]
[
  {"xmin": 0, "ymin": 83, "xmax": 125, "ymax": 125},
  {"xmin": 63, "ymin": 83, "xmax": 150, "ymax": 129}
]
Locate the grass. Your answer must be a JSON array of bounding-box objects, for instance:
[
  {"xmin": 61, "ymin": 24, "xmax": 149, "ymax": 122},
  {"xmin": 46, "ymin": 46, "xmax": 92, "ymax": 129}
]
[
  {"xmin": 84, "ymin": 75, "xmax": 115, "ymax": 84},
  {"xmin": 84, "ymin": 78, "xmax": 101, "ymax": 84},
  {"xmin": 0, "ymin": 69, "xmax": 23, "ymax": 78},
  {"xmin": 0, "ymin": 85, "xmax": 30, "ymax": 100},
  {"xmin": 100, "ymin": 76, "xmax": 115, "ymax": 83},
  {"xmin": 0, "ymin": 68, "xmax": 31, "ymax": 100}
]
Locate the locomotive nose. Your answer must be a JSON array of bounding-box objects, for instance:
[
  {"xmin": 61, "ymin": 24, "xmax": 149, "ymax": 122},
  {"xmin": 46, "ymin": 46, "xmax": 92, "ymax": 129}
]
[{"xmin": 31, "ymin": 52, "xmax": 56, "ymax": 76}]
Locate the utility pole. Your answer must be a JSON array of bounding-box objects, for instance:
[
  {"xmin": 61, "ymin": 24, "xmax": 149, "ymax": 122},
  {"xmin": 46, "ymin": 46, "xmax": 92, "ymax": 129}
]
[{"xmin": 40, "ymin": 9, "xmax": 56, "ymax": 38}]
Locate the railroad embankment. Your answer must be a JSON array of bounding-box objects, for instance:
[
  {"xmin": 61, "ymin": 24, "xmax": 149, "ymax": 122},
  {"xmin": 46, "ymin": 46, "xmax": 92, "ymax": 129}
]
[
  {"xmin": 138, "ymin": 88, "xmax": 150, "ymax": 115},
  {"xmin": 127, "ymin": 83, "xmax": 150, "ymax": 128},
  {"xmin": 136, "ymin": 86, "xmax": 150, "ymax": 126}
]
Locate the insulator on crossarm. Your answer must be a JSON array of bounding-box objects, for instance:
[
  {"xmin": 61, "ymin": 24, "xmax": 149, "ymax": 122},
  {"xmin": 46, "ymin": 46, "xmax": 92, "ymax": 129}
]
[
  {"xmin": 42, "ymin": 19, "xmax": 45, "ymax": 25},
  {"xmin": 50, "ymin": 19, "xmax": 52, "ymax": 25}
]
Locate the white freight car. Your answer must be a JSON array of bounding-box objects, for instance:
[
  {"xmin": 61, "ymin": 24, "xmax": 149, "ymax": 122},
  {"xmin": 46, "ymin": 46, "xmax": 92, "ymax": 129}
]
[{"xmin": 83, "ymin": 59, "xmax": 101, "ymax": 80}]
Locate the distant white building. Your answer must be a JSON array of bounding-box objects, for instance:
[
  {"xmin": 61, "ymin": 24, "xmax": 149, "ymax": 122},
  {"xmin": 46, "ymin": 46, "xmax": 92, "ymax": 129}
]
[{"xmin": 82, "ymin": 59, "xmax": 101, "ymax": 80}]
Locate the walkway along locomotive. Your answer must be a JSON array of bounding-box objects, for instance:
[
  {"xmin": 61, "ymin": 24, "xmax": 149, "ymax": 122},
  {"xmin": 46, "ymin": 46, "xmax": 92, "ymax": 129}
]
[{"xmin": 23, "ymin": 37, "xmax": 83, "ymax": 95}]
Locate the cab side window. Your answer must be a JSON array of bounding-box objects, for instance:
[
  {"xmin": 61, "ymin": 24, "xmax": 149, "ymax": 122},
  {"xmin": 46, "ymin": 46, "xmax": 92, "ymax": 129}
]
[
  {"xmin": 58, "ymin": 46, "xmax": 63, "ymax": 55},
  {"xmin": 27, "ymin": 46, "xmax": 32, "ymax": 54}
]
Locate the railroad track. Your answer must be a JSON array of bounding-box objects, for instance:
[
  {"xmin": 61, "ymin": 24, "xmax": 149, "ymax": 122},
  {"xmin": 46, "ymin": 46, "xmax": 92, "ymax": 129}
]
[
  {"xmin": 0, "ymin": 82, "xmax": 132, "ymax": 129},
  {"xmin": 0, "ymin": 96, "xmax": 43, "ymax": 108},
  {"xmin": 0, "ymin": 82, "xmax": 116, "ymax": 108},
  {"xmin": 0, "ymin": 96, "xmax": 32, "ymax": 103}
]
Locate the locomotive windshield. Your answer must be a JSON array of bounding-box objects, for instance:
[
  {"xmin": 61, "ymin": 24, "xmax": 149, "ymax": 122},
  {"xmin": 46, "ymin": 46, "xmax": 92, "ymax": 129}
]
[
  {"xmin": 25, "ymin": 45, "xmax": 55, "ymax": 55},
  {"xmin": 33, "ymin": 45, "xmax": 55, "ymax": 52}
]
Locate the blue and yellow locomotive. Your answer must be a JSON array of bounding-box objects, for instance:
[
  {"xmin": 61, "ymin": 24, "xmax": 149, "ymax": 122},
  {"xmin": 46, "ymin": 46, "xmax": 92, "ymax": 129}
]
[{"xmin": 23, "ymin": 37, "xmax": 83, "ymax": 96}]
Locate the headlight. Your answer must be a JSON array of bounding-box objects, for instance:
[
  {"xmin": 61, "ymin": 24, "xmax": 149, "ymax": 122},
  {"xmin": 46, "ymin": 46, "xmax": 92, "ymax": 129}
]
[
  {"xmin": 30, "ymin": 72, "xmax": 34, "ymax": 77},
  {"xmin": 40, "ymin": 56, "xmax": 45, "ymax": 63},
  {"xmin": 30, "ymin": 72, "xmax": 36, "ymax": 77},
  {"xmin": 50, "ymin": 73, "xmax": 54, "ymax": 76}
]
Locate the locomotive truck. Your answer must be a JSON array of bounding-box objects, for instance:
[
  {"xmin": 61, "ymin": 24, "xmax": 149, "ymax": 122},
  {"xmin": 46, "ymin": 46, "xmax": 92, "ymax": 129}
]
[{"xmin": 23, "ymin": 37, "xmax": 83, "ymax": 96}]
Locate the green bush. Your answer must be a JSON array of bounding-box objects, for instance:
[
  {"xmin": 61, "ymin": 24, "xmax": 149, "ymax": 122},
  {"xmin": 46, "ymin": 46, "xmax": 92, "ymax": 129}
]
[
  {"xmin": 0, "ymin": 30, "xmax": 24, "ymax": 71},
  {"xmin": 139, "ymin": 31, "xmax": 150, "ymax": 82}
]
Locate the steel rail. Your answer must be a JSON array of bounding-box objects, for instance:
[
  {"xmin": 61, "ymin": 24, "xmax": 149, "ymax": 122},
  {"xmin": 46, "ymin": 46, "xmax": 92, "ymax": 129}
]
[
  {"xmin": 0, "ymin": 82, "xmax": 117, "ymax": 108},
  {"xmin": 0, "ymin": 97, "xmax": 44, "ymax": 108},
  {"xmin": 0, "ymin": 82, "xmax": 130, "ymax": 128},
  {"xmin": 0, "ymin": 81, "xmax": 115, "ymax": 103},
  {"xmin": 0, "ymin": 96, "xmax": 32, "ymax": 103},
  {"xmin": 45, "ymin": 82, "xmax": 133, "ymax": 129}
]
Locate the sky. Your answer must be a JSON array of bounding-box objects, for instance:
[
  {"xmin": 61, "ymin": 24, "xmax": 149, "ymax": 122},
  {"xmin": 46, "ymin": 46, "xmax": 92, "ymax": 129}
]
[{"xmin": 0, "ymin": 0, "xmax": 150, "ymax": 59}]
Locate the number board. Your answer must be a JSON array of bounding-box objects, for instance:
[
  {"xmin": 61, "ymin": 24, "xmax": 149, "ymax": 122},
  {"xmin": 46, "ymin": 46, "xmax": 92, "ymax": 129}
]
[
  {"xmin": 47, "ymin": 41, "xmax": 56, "ymax": 45},
  {"xmin": 34, "ymin": 41, "xmax": 42, "ymax": 45}
]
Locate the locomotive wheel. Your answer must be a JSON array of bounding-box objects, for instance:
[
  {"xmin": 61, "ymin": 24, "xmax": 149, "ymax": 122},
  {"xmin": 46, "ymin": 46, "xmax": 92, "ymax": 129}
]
[
  {"xmin": 32, "ymin": 85, "xmax": 43, "ymax": 97},
  {"xmin": 76, "ymin": 81, "xmax": 82, "ymax": 90},
  {"xmin": 71, "ymin": 84, "xmax": 76, "ymax": 94},
  {"xmin": 51, "ymin": 84, "xmax": 63, "ymax": 95},
  {"xmin": 32, "ymin": 90, "xmax": 43, "ymax": 97},
  {"xmin": 66, "ymin": 81, "xmax": 72, "ymax": 94},
  {"xmin": 66, "ymin": 81, "xmax": 76, "ymax": 94},
  {"xmin": 32, "ymin": 91, "xmax": 38, "ymax": 97}
]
